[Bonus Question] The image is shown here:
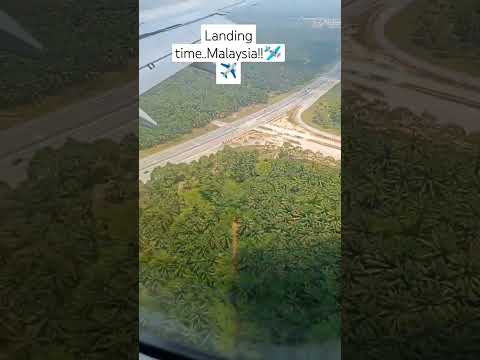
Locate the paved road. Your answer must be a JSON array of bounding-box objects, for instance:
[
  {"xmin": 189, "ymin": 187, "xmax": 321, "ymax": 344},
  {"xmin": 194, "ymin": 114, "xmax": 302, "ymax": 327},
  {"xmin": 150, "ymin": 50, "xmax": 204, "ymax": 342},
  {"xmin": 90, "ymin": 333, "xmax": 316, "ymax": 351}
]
[
  {"xmin": 0, "ymin": 63, "xmax": 340, "ymax": 186},
  {"xmin": 294, "ymin": 78, "xmax": 342, "ymax": 144},
  {"xmin": 0, "ymin": 83, "xmax": 137, "ymax": 186},
  {"xmin": 372, "ymin": 0, "xmax": 480, "ymax": 92},
  {"xmin": 343, "ymin": 0, "xmax": 480, "ymax": 131},
  {"xmin": 139, "ymin": 63, "xmax": 341, "ymax": 183}
]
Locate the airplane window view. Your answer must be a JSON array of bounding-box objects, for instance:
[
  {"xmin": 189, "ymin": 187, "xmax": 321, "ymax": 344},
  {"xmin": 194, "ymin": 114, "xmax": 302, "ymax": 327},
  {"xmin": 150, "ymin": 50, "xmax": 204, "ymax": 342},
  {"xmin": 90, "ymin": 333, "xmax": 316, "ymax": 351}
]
[
  {"xmin": 139, "ymin": 0, "xmax": 341, "ymax": 358},
  {"xmin": 3, "ymin": 1, "xmax": 480, "ymax": 358}
]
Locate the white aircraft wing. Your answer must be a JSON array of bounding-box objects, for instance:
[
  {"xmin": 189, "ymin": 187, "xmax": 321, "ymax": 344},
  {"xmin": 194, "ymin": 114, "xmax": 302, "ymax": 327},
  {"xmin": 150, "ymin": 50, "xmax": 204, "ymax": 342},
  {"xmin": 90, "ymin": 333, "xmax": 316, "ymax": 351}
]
[
  {"xmin": 139, "ymin": 14, "xmax": 234, "ymax": 96},
  {"xmin": 0, "ymin": 10, "xmax": 43, "ymax": 56},
  {"xmin": 139, "ymin": 0, "xmax": 256, "ymax": 126}
]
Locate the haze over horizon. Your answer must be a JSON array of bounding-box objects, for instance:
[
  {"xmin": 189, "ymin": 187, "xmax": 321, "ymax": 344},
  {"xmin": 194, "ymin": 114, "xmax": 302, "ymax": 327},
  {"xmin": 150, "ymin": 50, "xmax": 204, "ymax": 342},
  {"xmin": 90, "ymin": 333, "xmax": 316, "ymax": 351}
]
[{"xmin": 140, "ymin": 0, "xmax": 340, "ymax": 23}]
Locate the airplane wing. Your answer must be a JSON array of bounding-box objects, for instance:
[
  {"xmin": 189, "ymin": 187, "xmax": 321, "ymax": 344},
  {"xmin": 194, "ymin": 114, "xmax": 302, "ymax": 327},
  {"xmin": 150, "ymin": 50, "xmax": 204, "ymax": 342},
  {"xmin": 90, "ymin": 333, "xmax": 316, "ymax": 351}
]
[
  {"xmin": 139, "ymin": 0, "xmax": 257, "ymax": 96},
  {"xmin": 139, "ymin": 108, "xmax": 157, "ymax": 129},
  {"xmin": 221, "ymin": 63, "xmax": 230, "ymax": 69},
  {"xmin": 0, "ymin": 10, "xmax": 43, "ymax": 57},
  {"xmin": 231, "ymin": 69, "xmax": 236, "ymax": 79},
  {"xmin": 139, "ymin": 0, "xmax": 257, "ymax": 126}
]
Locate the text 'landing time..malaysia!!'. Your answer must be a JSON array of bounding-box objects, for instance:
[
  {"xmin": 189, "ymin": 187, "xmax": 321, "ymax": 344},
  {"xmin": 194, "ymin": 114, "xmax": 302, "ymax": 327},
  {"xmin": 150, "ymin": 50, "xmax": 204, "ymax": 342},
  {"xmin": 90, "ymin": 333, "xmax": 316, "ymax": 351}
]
[{"xmin": 172, "ymin": 24, "xmax": 285, "ymax": 84}]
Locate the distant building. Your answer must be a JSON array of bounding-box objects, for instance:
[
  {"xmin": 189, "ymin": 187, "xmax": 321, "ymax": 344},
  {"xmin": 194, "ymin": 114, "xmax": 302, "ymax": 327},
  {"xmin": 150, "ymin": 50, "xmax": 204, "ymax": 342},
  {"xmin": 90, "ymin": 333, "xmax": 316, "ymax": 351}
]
[{"xmin": 302, "ymin": 17, "xmax": 341, "ymax": 29}]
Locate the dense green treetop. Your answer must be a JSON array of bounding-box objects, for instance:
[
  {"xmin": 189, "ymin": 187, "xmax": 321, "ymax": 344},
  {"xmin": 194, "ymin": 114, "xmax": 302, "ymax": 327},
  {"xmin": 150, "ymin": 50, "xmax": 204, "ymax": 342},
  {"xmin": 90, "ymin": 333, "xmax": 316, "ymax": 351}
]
[{"xmin": 140, "ymin": 146, "xmax": 341, "ymax": 355}]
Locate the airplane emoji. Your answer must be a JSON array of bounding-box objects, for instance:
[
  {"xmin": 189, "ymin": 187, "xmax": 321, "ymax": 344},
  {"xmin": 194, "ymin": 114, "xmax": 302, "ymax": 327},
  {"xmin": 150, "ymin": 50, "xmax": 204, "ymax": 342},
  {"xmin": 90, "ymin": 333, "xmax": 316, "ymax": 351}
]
[
  {"xmin": 264, "ymin": 45, "xmax": 281, "ymax": 61},
  {"xmin": 220, "ymin": 63, "xmax": 237, "ymax": 79}
]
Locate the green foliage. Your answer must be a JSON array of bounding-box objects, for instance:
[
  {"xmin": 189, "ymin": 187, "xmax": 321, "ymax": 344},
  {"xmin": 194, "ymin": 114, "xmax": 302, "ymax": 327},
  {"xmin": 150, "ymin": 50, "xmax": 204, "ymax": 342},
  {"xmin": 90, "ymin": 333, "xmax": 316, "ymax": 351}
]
[
  {"xmin": 411, "ymin": 0, "xmax": 480, "ymax": 51},
  {"xmin": 140, "ymin": 146, "xmax": 341, "ymax": 356},
  {"xmin": 139, "ymin": 67, "xmax": 268, "ymax": 149},
  {"xmin": 140, "ymin": 18, "xmax": 340, "ymax": 150},
  {"xmin": 342, "ymin": 91, "xmax": 480, "ymax": 358},
  {"xmin": 386, "ymin": 0, "xmax": 480, "ymax": 75},
  {"xmin": 1, "ymin": 1, "xmax": 136, "ymax": 108},
  {"xmin": 304, "ymin": 83, "xmax": 341, "ymax": 132},
  {"xmin": 0, "ymin": 137, "xmax": 138, "ymax": 359}
]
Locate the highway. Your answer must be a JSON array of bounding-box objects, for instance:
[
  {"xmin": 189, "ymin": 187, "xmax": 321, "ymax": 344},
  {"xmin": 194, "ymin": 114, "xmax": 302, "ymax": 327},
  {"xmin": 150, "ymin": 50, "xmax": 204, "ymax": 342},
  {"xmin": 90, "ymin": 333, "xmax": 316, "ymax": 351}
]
[
  {"xmin": 139, "ymin": 62, "xmax": 341, "ymax": 183},
  {"xmin": 0, "ymin": 83, "xmax": 137, "ymax": 186},
  {"xmin": 372, "ymin": 0, "xmax": 480, "ymax": 92},
  {"xmin": 294, "ymin": 79, "xmax": 341, "ymax": 144},
  {"xmin": 0, "ymin": 62, "xmax": 340, "ymax": 187},
  {"xmin": 343, "ymin": 0, "xmax": 480, "ymax": 131}
]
